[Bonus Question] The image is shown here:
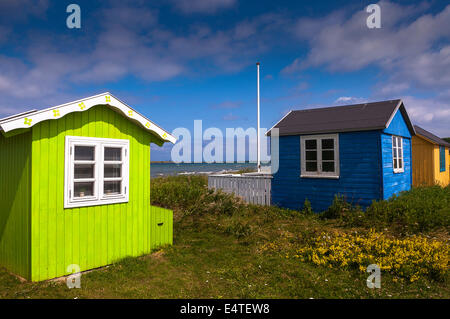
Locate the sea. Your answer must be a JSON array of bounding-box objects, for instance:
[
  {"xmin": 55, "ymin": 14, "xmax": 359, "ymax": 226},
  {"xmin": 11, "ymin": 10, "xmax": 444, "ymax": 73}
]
[{"xmin": 150, "ymin": 162, "xmax": 270, "ymax": 177}]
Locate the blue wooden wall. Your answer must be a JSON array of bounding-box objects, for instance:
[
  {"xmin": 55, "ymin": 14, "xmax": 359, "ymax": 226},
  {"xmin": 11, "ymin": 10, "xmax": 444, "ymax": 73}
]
[
  {"xmin": 383, "ymin": 109, "xmax": 412, "ymax": 138},
  {"xmin": 272, "ymin": 131, "xmax": 383, "ymax": 212},
  {"xmin": 380, "ymin": 134, "xmax": 412, "ymax": 199},
  {"xmin": 271, "ymin": 107, "xmax": 413, "ymax": 212},
  {"xmin": 381, "ymin": 109, "xmax": 412, "ymax": 199}
]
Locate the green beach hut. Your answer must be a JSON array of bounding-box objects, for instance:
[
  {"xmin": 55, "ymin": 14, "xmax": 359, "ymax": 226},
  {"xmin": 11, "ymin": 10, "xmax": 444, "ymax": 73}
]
[{"xmin": 0, "ymin": 92, "xmax": 175, "ymax": 281}]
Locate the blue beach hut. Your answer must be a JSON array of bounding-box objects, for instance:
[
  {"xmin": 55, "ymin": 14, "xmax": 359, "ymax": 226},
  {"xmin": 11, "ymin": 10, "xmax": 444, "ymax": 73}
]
[{"xmin": 267, "ymin": 99, "xmax": 415, "ymax": 212}]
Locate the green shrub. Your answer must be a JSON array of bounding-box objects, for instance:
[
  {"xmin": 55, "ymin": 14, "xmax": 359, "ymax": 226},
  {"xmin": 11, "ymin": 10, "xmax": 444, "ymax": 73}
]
[
  {"xmin": 365, "ymin": 185, "xmax": 450, "ymax": 232},
  {"xmin": 224, "ymin": 221, "xmax": 253, "ymax": 239},
  {"xmin": 320, "ymin": 186, "xmax": 450, "ymax": 232},
  {"xmin": 151, "ymin": 175, "xmax": 244, "ymax": 216},
  {"xmin": 321, "ymin": 194, "xmax": 358, "ymax": 219},
  {"xmin": 152, "ymin": 175, "xmax": 449, "ymax": 233},
  {"xmin": 302, "ymin": 199, "xmax": 313, "ymax": 215}
]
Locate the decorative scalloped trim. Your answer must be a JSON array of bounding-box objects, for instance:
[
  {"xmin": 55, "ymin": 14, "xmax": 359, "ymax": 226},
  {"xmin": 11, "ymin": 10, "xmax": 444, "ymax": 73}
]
[{"xmin": 0, "ymin": 93, "xmax": 176, "ymax": 144}]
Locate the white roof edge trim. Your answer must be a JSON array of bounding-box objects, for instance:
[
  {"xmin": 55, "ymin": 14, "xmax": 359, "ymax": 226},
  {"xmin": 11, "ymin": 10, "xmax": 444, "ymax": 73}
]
[
  {"xmin": 0, "ymin": 92, "xmax": 176, "ymax": 144},
  {"xmin": 0, "ymin": 109, "xmax": 38, "ymax": 123},
  {"xmin": 384, "ymin": 99, "xmax": 403, "ymax": 130},
  {"xmin": 265, "ymin": 110, "xmax": 292, "ymax": 136},
  {"xmin": 384, "ymin": 99, "xmax": 416, "ymax": 136}
]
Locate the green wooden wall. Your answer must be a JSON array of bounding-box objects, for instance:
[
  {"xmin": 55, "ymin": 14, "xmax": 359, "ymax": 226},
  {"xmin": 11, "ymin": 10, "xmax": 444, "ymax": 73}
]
[
  {"xmin": 0, "ymin": 132, "xmax": 32, "ymax": 279},
  {"xmin": 30, "ymin": 105, "xmax": 172, "ymax": 281}
]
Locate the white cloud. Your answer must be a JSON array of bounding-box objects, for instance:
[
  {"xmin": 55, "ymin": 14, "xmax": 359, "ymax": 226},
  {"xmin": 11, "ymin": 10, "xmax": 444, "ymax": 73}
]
[
  {"xmin": 0, "ymin": 3, "xmax": 288, "ymax": 118},
  {"xmin": 403, "ymin": 96, "xmax": 450, "ymax": 137},
  {"xmin": 170, "ymin": 0, "xmax": 236, "ymax": 14},
  {"xmin": 334, "ymin": 96, "xmax": 368, "ymax": 104},
  {"xmin": 283, "ymin": 1, "xmax": 450, "ymax": 138},
  {"xmin": 377, "ymin": 82, "xmax": 410, "ymax": 95},
  {"xmin": 0, "ymin": 0, "xmax": 48, "ymax": 21},
  {"xmin": 285, "ymin": 1, "xmax": 450, "ymax": 90},
  {"xmin": 0, "ymin": 5, "xmax": 286, "ymax": 99},
  {"xmin": 223, "ymin": 113, "xmax": 240, "ymax": 121}
]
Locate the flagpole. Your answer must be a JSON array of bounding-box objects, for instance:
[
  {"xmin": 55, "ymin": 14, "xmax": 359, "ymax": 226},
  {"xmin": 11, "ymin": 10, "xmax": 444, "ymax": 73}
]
[{"xmin": 256, "ymin": 62, "xmax": 261, "ymax": 173}]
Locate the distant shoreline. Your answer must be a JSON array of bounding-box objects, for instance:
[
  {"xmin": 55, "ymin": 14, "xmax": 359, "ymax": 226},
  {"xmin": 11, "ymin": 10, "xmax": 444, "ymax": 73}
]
[
  {"xmin": 150, "ymin": 161, "xmax": 269, "ymax": 164},
  {"xmin": 149, "ymin": 162, "xmax": 269, "ymax": 177}
]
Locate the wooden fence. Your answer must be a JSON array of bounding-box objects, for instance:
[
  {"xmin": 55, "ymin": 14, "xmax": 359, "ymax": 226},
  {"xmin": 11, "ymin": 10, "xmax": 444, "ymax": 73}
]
[{"xmin": 208, "ymin": 174, "xmax": 272, "ymax": 206}]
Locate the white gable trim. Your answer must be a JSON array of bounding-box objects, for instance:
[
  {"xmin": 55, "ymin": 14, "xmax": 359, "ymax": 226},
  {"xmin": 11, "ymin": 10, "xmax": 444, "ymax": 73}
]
[
  {"xmin": 265, "ymin": 110, "xmax": 292, "ymax": 136},
  {"xmin": 384, "ymin": 99, "xmax": 403, "ymax": 130},
  {"xmin": 0, "ymin": 92, "xmax": 176, "ymax": 144}
]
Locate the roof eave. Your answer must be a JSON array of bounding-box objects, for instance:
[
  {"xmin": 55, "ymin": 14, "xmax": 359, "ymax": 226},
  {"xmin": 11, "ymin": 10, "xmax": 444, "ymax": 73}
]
[
  {"xmin": 384, "ymin": 100, "xmax": 416, "ymax": 136},
  {"xmin": 268, "ymin": 126, "xmax": 387, "ymax": 137},
  {"xmin": 266, "ymin": 110, "xmax": 292, "ymax": 136},
  {"xmin": 0, "ymin": 92, "xmax": 176, "ymax": 144},
  {"xmin": 415, "ymin": 132, "xmax": 450, "ymax": 147}
]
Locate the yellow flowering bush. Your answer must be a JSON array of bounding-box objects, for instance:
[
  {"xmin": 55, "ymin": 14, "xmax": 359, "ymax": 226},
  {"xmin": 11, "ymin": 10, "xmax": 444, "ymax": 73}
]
[{"xmin": 263, "ymin": 230, "xmax": 449, "ymax": 282}]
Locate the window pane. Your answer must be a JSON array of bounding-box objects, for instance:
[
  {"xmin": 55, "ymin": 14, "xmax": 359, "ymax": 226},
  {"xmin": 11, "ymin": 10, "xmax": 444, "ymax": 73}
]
[
  {"xmin": 322, "ymin": 139, "xmax": 334, "ymax": 149},
  {"xmin": 74, "ymin": 182, "xmax": 94, "ymax": 197},
  {"xmin": 398, "ymin": 159, "xmax": 403, "ymax": 169},
  {"xmin": 322, "ymin": 161, "xmax": 335, "ymax": 172},
  {"xmin": 393, "ymin": 159, "xmax": 398, "ymax": 169},
  {"xmin": 305, "ymin": 161, "xmax": 317, "ymax": 172},
  {"xmin": 75, "ymin": 146, "xmax": 95, "ymax": 161},
  {"xmin": 104, "ymin": 164, "xmax": 122, "ymax": 178},
  {"xmin": 104, "ymin": 181, "xmax": 121, "ymax": 195},
  {"xmin": 305, "ymin": 140, "xmax": 316, "ymax": 150},
  {"xmin": 322, "ymin": 150, "xmax": 334, "ymax": 161},
  {"xmin": 105, "ymin": 147, "xmax": 122, "ymax": 161},
  {"xmin": 393, "ymin": 137, "xmax": 397, "ymax": 147},
  {"xmin": 74, "ymin": 164, "xmax": 94, "ymax": 179},
  {"xmin": 305, "ymin": 150, "xmax": 317, "ymax": 160}
]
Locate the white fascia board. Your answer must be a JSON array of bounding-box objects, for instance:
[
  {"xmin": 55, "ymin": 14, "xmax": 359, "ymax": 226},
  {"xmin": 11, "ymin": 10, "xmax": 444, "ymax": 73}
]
[
  {"xmin": 0, "ymin": 92, "xmax": 176, "ymax": 144},
  {"xmin": 265, "ymin": 110, "xmax": 292, "ymax": 136},
  {"xmin": 384, "ymin": 99, "xmax": 403, "ymax": 130}
]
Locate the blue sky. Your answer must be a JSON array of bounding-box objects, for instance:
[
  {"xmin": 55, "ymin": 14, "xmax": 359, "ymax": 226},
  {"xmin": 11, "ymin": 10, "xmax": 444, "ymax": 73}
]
[{"xmin": 0, "ymin": 0, "xmax": 449, "ymax": 160}]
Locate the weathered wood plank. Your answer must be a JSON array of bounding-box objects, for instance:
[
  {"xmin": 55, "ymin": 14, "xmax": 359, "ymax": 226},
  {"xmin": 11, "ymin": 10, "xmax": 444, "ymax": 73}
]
[{"xmin": 208, "ymin": 174, "xmax": 272, "ymax": 206}]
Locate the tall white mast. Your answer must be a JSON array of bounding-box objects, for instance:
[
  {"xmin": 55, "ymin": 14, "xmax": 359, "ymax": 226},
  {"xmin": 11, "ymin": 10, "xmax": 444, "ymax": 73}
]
[{"xmin": 256, "ymin": 62, "xmax": 261, "ymax": 173}]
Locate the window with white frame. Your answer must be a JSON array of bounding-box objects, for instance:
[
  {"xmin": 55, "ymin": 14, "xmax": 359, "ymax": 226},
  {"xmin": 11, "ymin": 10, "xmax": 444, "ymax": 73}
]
[
  {"xmin": 64, "ymin": 136, "xmax": 129, "ymax": 208},
  {"xmin": 300, "ymin": 134, "xmax": 339, "ymax": 178},
  {"xmin": 392, "ymin": 135, "xmax": 404, "ymax": 173}
]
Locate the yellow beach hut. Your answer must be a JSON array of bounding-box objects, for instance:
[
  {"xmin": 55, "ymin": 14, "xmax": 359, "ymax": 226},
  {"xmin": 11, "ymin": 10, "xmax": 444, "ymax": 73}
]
[{"xmin": 412, "ymin": 125, "xmax": 450, "ymax": 187}]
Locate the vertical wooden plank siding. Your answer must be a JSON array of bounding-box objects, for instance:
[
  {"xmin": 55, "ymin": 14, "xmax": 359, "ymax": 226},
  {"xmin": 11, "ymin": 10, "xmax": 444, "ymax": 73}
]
[
  {"xmin": 433, "ymin": 145, "xmax": 450, "ymax": 186},
  {"xmin": 412, "ymin": 136, "xmax": 435, "ymax": 186},
  {"xmin": 380, "ymin": 134, "xmax": 412, "ymax": 199},
  {"xmin": 30, "ymin": 105, "xmax": 172, "ymax": 281},
  {"xmin": 0, "ymin": 132, "xmax": 32, "ymax": 279},
  {"xmin": 150, "ymin": 206, "xmax": 173, "ymax": 249},
  {"xmin": 381, "ymin": 109, "xmax": 412, "ymax": 199},
  {"xmin": 272, "ymin": 131, "xmax": 382, "ymax": 212}
]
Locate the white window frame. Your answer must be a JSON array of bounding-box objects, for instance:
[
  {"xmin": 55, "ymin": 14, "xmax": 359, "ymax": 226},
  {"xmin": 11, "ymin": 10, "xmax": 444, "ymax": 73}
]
[
  {"xmin": 64, "ymin": 136, "xmax": 129, "ymax": 208},
  {"xmin": 392, "ymin": 135, "xmax": 404, "ymax": 173},
  {"xmin": 300, "ymin": 134, "xmax": 340, "ymax": 179}
]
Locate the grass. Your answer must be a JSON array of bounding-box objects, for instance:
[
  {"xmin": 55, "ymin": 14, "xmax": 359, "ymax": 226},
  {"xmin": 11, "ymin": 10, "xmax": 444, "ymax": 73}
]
[
  {"xmin": 321, "ymin": 186, "xmax": 450, "ymax": 233},
  {"xmin": 0, "ymin": 175, "xmax": 448, "ymax": 299}
]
